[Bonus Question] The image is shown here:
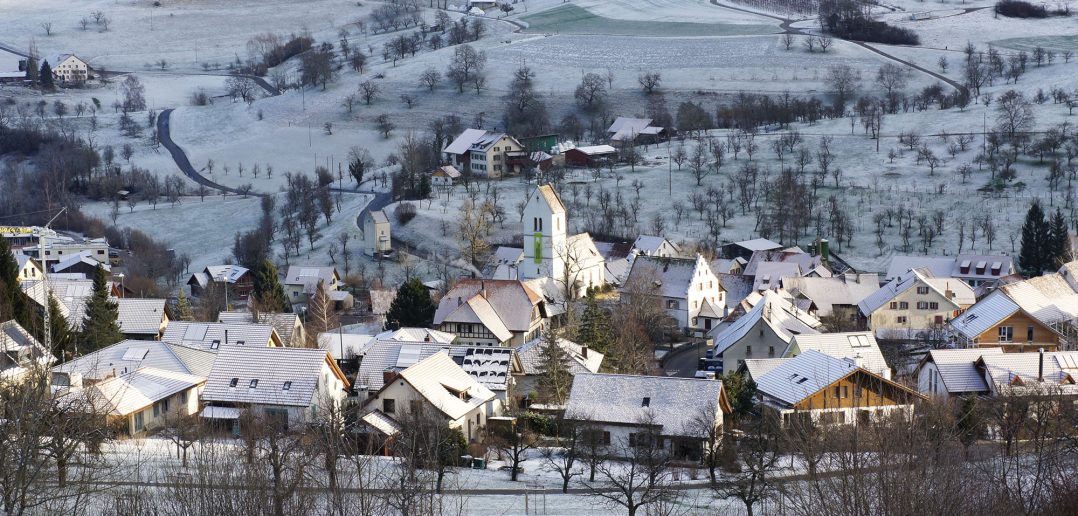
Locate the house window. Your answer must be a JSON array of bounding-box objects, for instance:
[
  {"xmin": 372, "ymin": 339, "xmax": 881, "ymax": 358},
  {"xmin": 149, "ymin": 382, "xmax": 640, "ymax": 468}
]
[
  {"xmin": 178, "ymin": 390, "xmax": 188, "ymax": 405},
  {"xmin": 249, "ymin": 379, "xmax": 259, "ymax": 389},
  {"xmin": 916, "ymin": 302, "xmax": 928, "ymax": 310},
  {"xmin": 897, "ymin": 316, "xmax": 908, "ymax": 324},
  {"xmin": 998, "ymin": 326, "xmax": 1014, "ymax": 343},
  {"xmin": 745, "ymin": 346, "xmax": 752, "ymax": 357},
  {"xmin": 641, "ymin": 397, "xmax": 651, "ymax": 407},
  {"xmin": 229, "ymin": 378, "xmax": 239, "ymax": 388},
  {"xmin": 1027, "ymin": 325, "xmax": 1034, "ymax": 342},
  {"xmin": 833, "ymin": 386, "xmax": 848, "ymax": 399},
  {"xmin": 934, "ymin": 315, "xmax": 944, "ymax": 326},
  {"xmin": 134, "ymin": 411, "xmax": 145, "ymax": 431},
  {"xmin": 929, "ymin": 302, "xmax": 939, "ymax": 310},
  {"xmin": 768, "ymin": 346, "xmax": 775, "ymax": 357},
  {"xmin": 383, "ymin": 399, "xmax": 396, "ymax": 414},
  {"xmin": 282, "ymin": 381, "xmax": 292, "ymax": 391},
  {"xmin": 889, "ymin": 302, "xmax": 898, "ymax": 310},
  {"xmin": 916, "ymin": 286, "xmax": 929, "ymax": 295},
  {"xmin": 666, "ymin": 299, "xmax": 678, "ymax": 309}
]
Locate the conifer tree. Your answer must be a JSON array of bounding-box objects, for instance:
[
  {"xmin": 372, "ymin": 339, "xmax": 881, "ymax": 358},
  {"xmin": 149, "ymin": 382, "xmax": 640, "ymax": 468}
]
[
  {"xmin": 80, "ymin": 265, "xmax": 122, "ymax": 353},
  {"xmin": 39, "ymin": 60, "xmax": 54, "ymax": 90},
  {"xmin": 1047, "ymin": 208, "xmax": 1070, "ymax": 269},
  {"xmin": 175, "ymin": 289, "xmax": 195, "ymax": 321},
  {"xmin": 1018, "ymin": 201, "xmax": 1049, "ymax": 276},
  {"xmin": 47, "ymin": 296, "xmax": 73, "ymax": 359},
  {"xmin": 535, "ymin": 326, "xmax": 574, "ymax": 404},
  {"xmin": 0, "ymin": 238, "xmax": 30, "ymax": 326},
  {"xmin": 384, "ymin": 277, "xmax": 435, "ymax": 330},
  {"xmin": 253, "ymin": 259, "xmax": 290, "ymax": 313},
  {"xmin": 576, "ymin": 290, "xmax": 611, "ymax": 353}
]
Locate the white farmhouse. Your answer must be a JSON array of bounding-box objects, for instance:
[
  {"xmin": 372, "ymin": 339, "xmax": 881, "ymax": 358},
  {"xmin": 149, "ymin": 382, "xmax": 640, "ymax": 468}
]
[
  {"xmin": 624, "ymin": 254, "xmax": 726, "ymax": 333},
  {"xmin": 49, "ymin": 54, "xmax": 90, "ymax": 84}
]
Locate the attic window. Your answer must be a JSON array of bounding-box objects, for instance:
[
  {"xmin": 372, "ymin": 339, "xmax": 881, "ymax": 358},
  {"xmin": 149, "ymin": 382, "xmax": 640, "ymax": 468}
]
[
  {"xmin": 210, "ymin": 340, "xmax": 220, "ymax": 349},
  {"xmin": 282, "ymin": 381, "xmax": 292, "ymax": 391},
  {"xmin": 641, "ymin": 397, "xmax": 651, "ymax": 407},
  {"xmin": 796, "ymin": 377, "xmax": 809, "ymax": 384},
  {"xmin": 229, "ymin": 378, "xmax": 238, "ymax": 388},
  {"xmin": 237, "ymin": 340, "xmax": 245, "ymax": 346},
  {"xmin": 249, "ymin": 379, "xmax": 259, "ymax": 389}
]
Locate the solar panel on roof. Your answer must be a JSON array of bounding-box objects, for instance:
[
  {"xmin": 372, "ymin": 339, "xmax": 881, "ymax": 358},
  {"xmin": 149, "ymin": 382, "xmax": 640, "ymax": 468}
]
[
  {"xmin": 121, "ymin": 348, "xmax": 149, "ymax": 361},
  {"xmin": 183, "ymin": 324, "xmax": 208, "ymax": 341}
]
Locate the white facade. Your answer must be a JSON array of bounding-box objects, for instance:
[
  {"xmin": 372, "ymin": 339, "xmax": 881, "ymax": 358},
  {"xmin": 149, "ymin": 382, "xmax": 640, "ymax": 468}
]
[
  {"xmin": 363, "ymin": 210, "xmax": 391, "ymax": 257},
  {"xmin": 50, "ymin": 55, "xmax": 89, "ymax": 84},
  {"xmin": 370, "ymin": 374, "xmax": 492, "ymax": 442},
  {"xmin": 519, "ymin": 185, "xmax": 605, "ymax": 297},
  {"xmin": 916, "ymin": 361, "xmax": 951, "ymax": 397}
]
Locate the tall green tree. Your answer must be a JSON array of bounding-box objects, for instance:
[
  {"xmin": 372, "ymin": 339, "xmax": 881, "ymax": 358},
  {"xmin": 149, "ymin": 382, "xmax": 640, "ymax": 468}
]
[
  {"xmin": 80, "ymin": 265, "xmax": 122, "ymax": 353},
  {"xmin": 576, "ymin": 290, "xmax": 611, "ymax": 353},
  {"xmin": 253, "ymin": 259, "xmax": 290, "ymax": 313},
  {"xmin": 384, "ymin": 277, "xmax": 435, "ymax": 330},
  {"xmin": 721, "ymin": 372, "xmax": 758, "ymax": 427},
  {"xmin": 1047, "ymin": 208, "xmax": 1071, "ymax": 269},
  {"xmin": 38, "ymin": 60, "xmax": 54, "ymax": 90},
  {"xmin": 0, "ymin": 238, "xmax": 31, "ymax": 326},
  {"xmin": 535, "ymin": 326, "xmax": 574, "ymax": 404},
  {"xmin": 47, "ymin": 296, "xmax": 73, "ymax": 359},
  {"xmin": 1018, "ymin": 201, "xmax": 1049, "ymax": 276}
]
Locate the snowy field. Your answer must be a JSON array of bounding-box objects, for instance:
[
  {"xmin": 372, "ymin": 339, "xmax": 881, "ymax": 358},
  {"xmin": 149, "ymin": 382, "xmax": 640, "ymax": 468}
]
[{"xmin": 521, "ymin": 3, "xmax": 778, "ymax": 36}]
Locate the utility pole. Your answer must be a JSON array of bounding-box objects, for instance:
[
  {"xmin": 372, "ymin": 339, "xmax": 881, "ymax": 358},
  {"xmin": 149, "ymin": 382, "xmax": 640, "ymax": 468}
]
[{"xmin": 39, "ymin": 207, "xmax": 67, "ymax": 356}]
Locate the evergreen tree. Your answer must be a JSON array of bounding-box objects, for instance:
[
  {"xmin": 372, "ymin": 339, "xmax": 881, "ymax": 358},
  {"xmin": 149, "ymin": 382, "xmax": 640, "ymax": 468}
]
[
  {"xmin": 417, "ymin": 174, "xmax": 432, "ymax": 200},
  {"xmin": 384, "ymin": 277, "xmax": 436, "ymax": 330},
  {"xmin": 175, "ymin": 289, "xmax": 195, "ymax": 321},
  {"xmin": 1047, "ymin": 208, "xmax": 1070, "ymax": 269},
  {"xmin": 253, "ymin": 259, "xmax": 290, "ymax": 313},
  {"xmin": 576, "ymin": 290, "xmax": 611, "ymax": 353},
  {"xmin": 25, "ymin": 55, "xmax": 38, "ymax": 86},
  {"xmin": 47, "ymin": 296, "xmax": 74, "ymax": 359},
  {"xmin": 1018, "ymin": 201, "xmax": 1049, "ymax": 276},
  {"xmin": 535, "ymin": 326, "xmax": 574, "ymax": 404},
  {"xmin": 721, "ymin": 372, "xmax": 758, "ymax": 426},
  {"xmin": 39, "ymin": 60, "xmax": 54, "ymax": 90},
  {"xmin": 0, "ymin": 238, "xmax": 30, "ymax": 326},
  {"xmin": 80, "ymin": 265, "xmax": 122, "ymax": 353},
  {"xmin": 305, "ymin": 280, "xmax": 338, "ymax": 347}
]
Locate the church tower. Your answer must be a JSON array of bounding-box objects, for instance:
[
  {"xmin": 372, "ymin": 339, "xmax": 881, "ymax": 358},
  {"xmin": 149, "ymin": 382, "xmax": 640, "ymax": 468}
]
[{"xmin": 520, "ymin": 184, "xmax": 566, "ymax": 281}]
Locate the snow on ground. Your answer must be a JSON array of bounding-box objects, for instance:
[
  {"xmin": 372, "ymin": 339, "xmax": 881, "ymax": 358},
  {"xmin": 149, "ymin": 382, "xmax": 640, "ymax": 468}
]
[{"xmin": 520, "ymin": 1, "xmax": 778, "ymax": 36}]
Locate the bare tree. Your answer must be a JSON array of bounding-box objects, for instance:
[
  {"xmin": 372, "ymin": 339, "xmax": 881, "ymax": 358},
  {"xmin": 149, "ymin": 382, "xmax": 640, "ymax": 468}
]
[
  {"xmin": 637, "ymin": 71, "xmax": 662, "ymax": 94},
  {"xmin": 583, "ymin": 415, "xmax": 673, "ymax": 516}
]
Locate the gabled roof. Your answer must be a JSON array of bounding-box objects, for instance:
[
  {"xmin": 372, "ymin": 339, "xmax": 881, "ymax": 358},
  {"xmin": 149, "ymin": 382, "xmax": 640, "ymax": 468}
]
[
  {"xmin": 571, "ymin": 145, "xmax": 617, "ymax": 156},
  {"xmin": 565, "ymin": 373, "xmax": 729, "ymax": 437},
  {"xmin": 443, "ymin": 128, "xmax": 487, "ymax": 155},
  {"xmin": 730, "ymin": 238, "xmax": 783, "ymax": 252},
  {"xmin": 367, "ymin": 209, "xmax": 389, "ymax": 225},
  {"xmin": 434, "ymin": 279, "xmax": 541, "ymax": 335},
  {"xmin": 53, "ymin": 340, "xmax": 215, "ymax": 381},
  {"xmin": 1, "ymin": 320, "xmax": 54, "ymax": 378},
  {"xmin": 631, "ymin": 235, "xmax": 678, "ymax": 256},
  {"xmin": 516, "ymin": 336, "xmax": 603, "ymax": 376},
  {"xmin": 203, "ymin": 265, "xmax": 250, "ymax": 284},
  {"xmin": 917, "ymin": 348, "xmax": 1004, "ymax": 394},
  {"xmin": 161, "ymin": 321, "xmax": 279, "ymax": 352},
  {"xmin": 742, "ymin": 358, "xmax": 788, "ymax": 380},
  {"xmin": 699, "ymin": 298, "xmax": 724, "ymax": 319},
  {"xmin": 752, "ymin": 262, "xmax": 802, "ymax": 291},
  {"xmin": 752, "ymin": 350, "xmax": 857, "ymax": 406},
  {"xmin": 90, "ymin": 367, "xmax": 204, "ymax": 416},
  {"xmin": 624, "ymin": 255, "xmax": 715, "ymax": 300},
  {"xmin": 712, "ymin": 291, "xmax": 822, "ymax": 355},
  {"xmin": 743, "ymin": 249, "xmax": 827, "ymax": 278},
  {"xmin": 202, "ymin": 346, "xmax": 344, "ymax": 407},
  {"xmin": 283, "ymin": 266, "xmax": 339, "ymax": 293},
  {"xmin": 376, "ymin": 327, "xmax": 457, "ymax": 344},
  {"xmin": 116, "ymin": 298, "xmax": 168, "ymax": 336},
  {"xmin": 949, "ymin": 291, "xmax": 1022, "ymax": 340},
  {"xmin": 525, "ymin": 184, "xmax": 566, "ymax": 215},
  {"xmin": 433, "ymin": 165, "xmax": 461, "ymax": 178},
  {"xmin": 858, "ymin": 268, "xmax": 971, "ymax": 315},
  {"xmin": 886, "ymin": 254, "xmax": 1015, "ymax": 282},
  {"xmin": 51, "ymin": 251, "xmax": 110, "ymax": 273},
  {"xmin": 998, "ymin": 272, "xmax": 1078, "ymax": 323},
  {"xmin": 397, "ymin": 352, "xmax": 496, "ymax": 420},
  {"xmin": 218, "ymin": 311, "xmax": 302, "ymax": 346},
  {"xmin": 781, "ymin": 274, "xmax": 880, "ymax": 318},
  {"xmin": 360, "ymin": 410, "xmax": 401, "ymax": 436},
  {"xmin": 786, "ymin": 332, "xmax": 889, "ymax": 378},
  {"xmin": 979, "ymin": 351, "xmax": 1078, "ymax": 394}
]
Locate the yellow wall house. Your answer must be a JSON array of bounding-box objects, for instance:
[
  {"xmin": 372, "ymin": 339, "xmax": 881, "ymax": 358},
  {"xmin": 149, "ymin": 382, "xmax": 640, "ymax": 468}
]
[
  {"xmin": 746, "ymin": 350, "xmax": 924, "ymax": 427},
  {"xmin": 858, "ymin": 267, "xmax": 975, "ymax": 340},
  {"xmin": 89, "ymin": 367, "xmax": 204, "ymax": 436},
  {"xmin": 949, "ymin": 291, "xmax": 1064, "ymax": 352}
]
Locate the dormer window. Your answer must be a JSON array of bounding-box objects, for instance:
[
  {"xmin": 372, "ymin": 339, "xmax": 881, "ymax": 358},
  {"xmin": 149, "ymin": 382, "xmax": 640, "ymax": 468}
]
[
  {"xmin": 229, "ymin": 378, "xmax": 238, "ymax": 388},
  {"xmin": 641, "ymin": 397, "xmax": 651, "ymax": 407},
  {"xmin": 210, "ymin": 340, "xmax": 220, "ymax": 349},
  {"xmin": 282, "ymin": 381, "xmax": 292, "ymax": 391},
  {"xmin": 237, "ymin": 340, "xmax": 245, "ymax": 346},
  {"xmin": 249, "ymin": 379, "xmax": 259, "ymax": 388}
]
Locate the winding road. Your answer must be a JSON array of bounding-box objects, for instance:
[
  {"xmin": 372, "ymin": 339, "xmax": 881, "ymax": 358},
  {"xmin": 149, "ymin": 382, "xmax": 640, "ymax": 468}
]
[{"xmin": 156, "ymin": 108, "xmax": 264, "ymax": 197}]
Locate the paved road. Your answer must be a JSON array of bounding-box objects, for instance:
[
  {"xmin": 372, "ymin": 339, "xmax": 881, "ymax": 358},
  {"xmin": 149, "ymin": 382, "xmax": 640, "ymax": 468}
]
[
  {"xmin": 157, "ymin": 109, "xmax": 264, "ymax": 197},
  {"xmin": 661, "ymin": 342, "xmax": 709, "ymax": 378}
]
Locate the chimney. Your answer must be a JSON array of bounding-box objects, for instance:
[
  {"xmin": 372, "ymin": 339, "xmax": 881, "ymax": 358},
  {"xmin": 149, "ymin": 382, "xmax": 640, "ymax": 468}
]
[
  {"xmin": 580, "ymin": 345, "xmax": 588, "ymax": 358},
  {"xmin": 225, "ymin": 329, "xmax": 229, "ymax": 346},
  {"xmin": 853, "ymin": 353, "xmax": 864, "ymax": 369},
  {"xmin": 1038, "ymin": 348, "xmax": 1044, "ymax": 382},
  {"xmin": 424, "ymin": 333, "xmax": 431, "ymax": 342}
]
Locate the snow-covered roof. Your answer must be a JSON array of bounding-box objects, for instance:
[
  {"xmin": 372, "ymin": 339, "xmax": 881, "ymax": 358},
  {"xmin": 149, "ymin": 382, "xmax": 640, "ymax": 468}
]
[
  {"xmin": 743, "ymin": 249, "xmax": 827, "ymax": 278},
  {"xmin": 205, "ymin": 265, "xmax": 249, "ymax": 284},
  {"xmin": 949, "ymin": 292, "xmax": 1021, "ymax": 340},
  {"xmin": 571, "ymin": 145, "xmax": 617, "ymax": 155},
  {"xmin": 202, "ymin": 346, "xmax": 340, "ymax": 407},
  {"xmin": 712, "ymin": 291, "xmax": 821, "ymax": 355},
  {"xmin": 886, "ymin": 254, "xmax": 1014, "ymax": 282},
  {"xmin": 51, "ymin": 251, "xmax": 109, "ymax": 274},
  {"xmin": 449, "ymin": 346, "xmax": 514, "ymax": 391},
  {"xmin": 717, "ymin": 272, "xmax": 754, "ymax": 307},
  {"xmin": 90, "ymin": 367, "xmax": 204, "ymax": 417},
  {"xmin": 368, "ymin": 209, "xmax": 389, "ymax": 225},
  {"xmin": 752, "ymin": 350, "xmax": 858, "ymax": 406},
  {"xmin": 443, "ymin": 128, "xmax": 487, "ymax": 155},
  {"xmin": 742, "ymin": 357, "xmax": 788, "ymax": 380},
  {"xmin": 787, "ymin": 332, "xmax": 889, "ymax": 378},
  {"xmin": 284, "ymin": 266, "xmax": 339, "ymax": 292},
  {"xmin": 434, "ymin": 279, "xmax": 541, "ymax": 336},
  {"xmin": 360, "ymin": 410, "xmax": 401, "ymax": 436},
  {"xmin": 632, "ymin": 235, "xmax": 677, "ymax": 255},
  {"xmin": 533, "ymin": 184, "xmax": 566, "ymax": 215},
  {"xmin": 397, "ymin": 352, "xmax": 495, "ymax": 420},
  {"xmin": 54, "ymin": 340, "xmax": 215, "ymax": 381},
  {"xmin": 781, "ymin": 274, "xmax": 879, "ymax": 318},
  {"xmin": 218, "ymin": 311, "xmax": 302, "ymax": 347},
  {"xmin": 433, "ymin": 165, "xmax": 461, "ymax": 178},
  {"xmin": 116, "ymin": 298, "xmax": 168, "ymax": 336},
  {"xmin": 979, "ymin": 351, "xmax": 1078, "ymax": 394},
  {"xmin": 516, "ymin": 336, "xmax": 603, "ymax": 376},
  {"xmin": 858, "ymin": 268, "xmax": 973, "ymax": 315},
  {"xmin": 917, "ymin": 348, "xmax": 1004, "ymax": 394},
  {"xmin": 162, "ymin": 321, "xmax": 279, "ymax": 352},
  {"xmin": 731, "ymin": 238, "xmax": 783, "ymax": 252},
  {"xmin": 998, "ymin": 272, "xmax": 1078, "ymax": 323},
  {"xmin": 608, "ymin": 117, "xmax": 663, "ymax": 142},
  {"xmin": 376, "ymin": 327, "xmax": 457, "ymax": 344},
  {"xmin": 318, "ymin": 333, "xmax": 375, "ymax": 360},
  {"xmin": 1, "ymin": 320, "xmax": 54, "ymax": 378},
  {"xmin": 565, "ymin": 373, "xmax": 727, "ymax": 437},
  {"xmin": 624, "ymin": 255, "xmax": 713, "ymax": 300},
  {"xmin": 752, "ymin": 262, "xmax": 802, "ymax": 291}
]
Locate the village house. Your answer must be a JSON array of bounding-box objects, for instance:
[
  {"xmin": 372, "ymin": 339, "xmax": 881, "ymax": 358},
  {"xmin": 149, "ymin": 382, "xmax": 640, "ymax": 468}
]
[
  {"xmin": 430, "ymin": 164, "xmax": 461, "ymax": 187},
  {"xmin": 781, "ymin": 273, "xmax": 880, "ymax": 322},
  {"xmin": 607, "ymin": 117, "xmax": 669, "ymax": 146},
  {"xmin": 200, "ymin": 345, "xmax": 349, "ymax": 431},
  {"xmin": 29, "ymin": 235, "xmax": 110, "ymax": 270},
  {"xmin": 87, "ymin": 367, "xmax": 204, "ymax": 436},
  {"xmin": 514, "ymin": 336, "xmax": 603, "ymax": 406},
  {"xmin": 624, "ymin": 255, "xmax": 726, "ymax": 333},
  {"xmin": 433, "ymin": 279, "xmax": 548, "ymax": 346},
  {"xmin": 484, "ymin": 246, "xmax": 524, "ymax": 280},
  {"xmin": 746, "ymin": 350, "xmax": 924, "ymax": 427},
  {"xmin": 48, "ymin": 54, "xmax": 90, "ymax": 84},
  {"xmin": 915, "ymin": 347, "xmax": 1005, "ymax": 398},
  {"xmin": 858, "ymin": 267, "xmax": 976, "ymax": 340},
  {"xmin": 630, "ymin": 235, "xmax": 681, "ymax": 259},
  {"xmin": 564, "ymin": 373, "xmax": 730, "ymax": 460},
  {"xmin": 51, "ymin": 251, "xmax": 110, "ymax": 276},
  {"xmin": 187, "ymin": 265, "xmax": 254, "ymax": 300},
  {"xmin": 886, "ymin": 254, "xmax": 1016, "ymax": 288},
  {"xmin": 721, "ymin": 238, "xmax": 783, "ymax": 261},
  {"xmin": 710, "ymin": 291, "xmax": 823, "ymax": 374},
  {"xmin": 362, "ymin": 209, "xmax": 392, "ymax": 258},
  {"xmin": 51, "ymin": 339, "xmax": 215, "ymax": 392},
  {"xmin": 14, "ymin": 252, "xmax": 42, "ymax": 282},
  {"xmin": 1, "ymin": 320, "xmax": 54, "ymax": 384},
  {"xmin": 976, "ymin": 350, "xmax": 1078, "ymax": 397},
  {"xmin": 116, "ymin": 298, "xmax": 170, "ymax": 340},
  {"xmin": 161, "ymin": 321, "xmax": 284, "ymax": 351},
  {"xmin": 784, "ymin": 331, "xmax": 892, "ymax": 380},
  {"xmin": 519, "ymin": 185, "xmax": 606, "ymax": 298},
  {"xmin": 441, "ymin": 129, "xmax": 527, "ymax": 179},
  {"xmin": 361, "ymin": 352, "xmax": 497, "ymax": 442},
  {"xmin": 283, "ymin": 265, "xmax": 353, "ymax": 309},
  {"xmin": 563, "ymin": 145, "xmax": 617, "ymax": 167},
  {"xmin": 0, "ymin": 42, "xmax": 30, "ymax": 82},
  {"xmin": 218, "ymin": 311, "xmax": 306, "ymax": 348}
]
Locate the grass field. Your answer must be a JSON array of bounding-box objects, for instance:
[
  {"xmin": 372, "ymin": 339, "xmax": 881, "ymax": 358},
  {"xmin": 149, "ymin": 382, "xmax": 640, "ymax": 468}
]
[{"xmin": 521, "ymin": 4, "xmax": 777, "ymax": 36}]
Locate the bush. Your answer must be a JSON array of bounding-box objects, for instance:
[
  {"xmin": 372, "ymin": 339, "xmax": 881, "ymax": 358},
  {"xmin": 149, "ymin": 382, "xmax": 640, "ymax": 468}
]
[
  {"xmin": 189, "ymin": 88, "xmax": 210, "ymax": 106},
  {"xmin": 994, "ymin": 0, "xmax": 1049, "ymax": 18},
  {"xmin": 394, "ymin": 202, "xmax": 417, "ymax": 224}
]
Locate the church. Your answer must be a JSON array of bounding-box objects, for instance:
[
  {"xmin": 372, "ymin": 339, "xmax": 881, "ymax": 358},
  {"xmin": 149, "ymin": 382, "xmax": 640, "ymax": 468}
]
[{"xmin": 514, "ymin": 184, "xmax": 607, "ymax": 299}]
